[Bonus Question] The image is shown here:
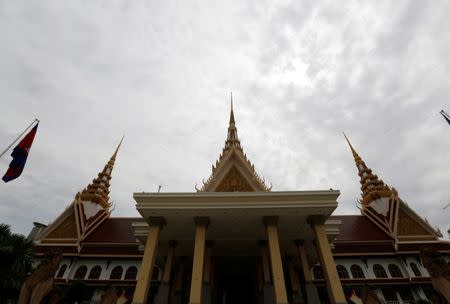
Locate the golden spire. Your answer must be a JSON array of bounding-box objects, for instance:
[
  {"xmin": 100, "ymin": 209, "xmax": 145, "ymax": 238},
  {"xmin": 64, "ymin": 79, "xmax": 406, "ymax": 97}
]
[
  {"xmin": 198, "ymin": 96, "xmax": 270, "ymax": 192},
  {"xmin": 224, "ymin": 93, "xmax": 241, "ymax": 151},
  {"xmin": 344, "ymin": 133, "xmax": 393, "ymax": 206},
  {"xmin": 79, "ymin": 137, "xmax": 124, "ymax": 208}
]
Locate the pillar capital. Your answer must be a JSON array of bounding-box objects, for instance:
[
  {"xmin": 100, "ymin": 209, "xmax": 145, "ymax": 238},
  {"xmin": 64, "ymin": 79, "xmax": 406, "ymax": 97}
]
[
  {"xmin": 148, "ymin": 216, "xmax": 166, "ymax": 227},
  {"xmin": 263, "ymin": 216, "xmax": 279, "ymax": 226},
  {"xmin": 194, "ymin": 216, "xmax": 210, "ymax": 227},
  {"xmin": 306, "ymin": 215, "xmax": 326, "ymax": 226}
]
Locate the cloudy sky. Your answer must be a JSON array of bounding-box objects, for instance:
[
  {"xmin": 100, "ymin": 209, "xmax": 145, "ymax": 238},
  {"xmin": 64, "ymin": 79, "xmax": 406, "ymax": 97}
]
[{"xmin": 1, "ymin": 1, "xmax": 449, "ymax": 236}]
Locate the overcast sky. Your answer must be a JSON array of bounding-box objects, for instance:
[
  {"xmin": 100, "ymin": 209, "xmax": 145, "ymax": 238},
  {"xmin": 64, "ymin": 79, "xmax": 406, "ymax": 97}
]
[{"xmin": 1, "ymin": 1, "xmax": 449, "ymax": 237}]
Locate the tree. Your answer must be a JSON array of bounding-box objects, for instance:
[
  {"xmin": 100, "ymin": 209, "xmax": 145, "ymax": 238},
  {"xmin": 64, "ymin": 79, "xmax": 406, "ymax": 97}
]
[{"xmin": 0, "ymin": 223, "xmax": 33, "ymax": 302}]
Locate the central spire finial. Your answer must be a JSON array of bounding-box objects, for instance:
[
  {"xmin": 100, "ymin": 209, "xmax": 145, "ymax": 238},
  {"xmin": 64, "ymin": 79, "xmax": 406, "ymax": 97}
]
[{"xmin": 230, "ymin": 92, "xmax": 235, "ymax": 125}]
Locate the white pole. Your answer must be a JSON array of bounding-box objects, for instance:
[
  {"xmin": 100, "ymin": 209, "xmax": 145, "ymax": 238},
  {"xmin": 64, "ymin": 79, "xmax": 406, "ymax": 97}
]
[{"xmin": 0, "ymin": 118, "xmax": 39, "ymax": 159}]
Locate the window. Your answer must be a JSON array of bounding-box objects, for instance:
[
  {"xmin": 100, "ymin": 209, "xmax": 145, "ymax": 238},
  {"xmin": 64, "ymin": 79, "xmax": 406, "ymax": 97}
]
[
  {"xmin": 88, "ymin": 265, "xmax": 102, "ymax": 279},
  {"xmin": 388, "ymin": 264, "xmax": 403, "ymax": 278},
  {"xmin": 56, "ymin": 264, "xmax": 67, "ymax": 278},
  {"xmin": 373, "ymin": 264, "xmax": 387, "ymax": 278},
  {"xmin": 125, "ymin": 266, "xmax": 138, "ymax": 280},
  {"xmin": 74, "ymin": 265, "xmax": 88, "ymax": 280},
  {"xmin": 350, "ymin": 264, "xmax": 365, "ymax": 279},
  {"xmin": 336, "ymin": 265, "xmax": 349, "ymax": 279},
  {"xmin": 410, "ymin": 263, "xmax": 422, "ymax": 277},
  {"xmin": 313, "ymin": 265, "xmax": 324, "ymax": 280},
  {"xmin": 382, "ymin": 288, "xmax": 398, "ymax": 302},
  {"xmin": 110, "ymin": 266, "xmax": 123, "ymax": 280}
]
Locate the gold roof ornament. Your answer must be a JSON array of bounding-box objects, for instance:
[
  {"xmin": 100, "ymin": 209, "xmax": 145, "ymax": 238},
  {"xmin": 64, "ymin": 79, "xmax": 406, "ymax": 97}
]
[
  {"xmin": 199, "ymin": 95, "xmax": 270, "ymax": 192},
  {"xmin": 343, "ymin": 133, "xmax": 393, "ymax": 206},
  {"xmin": 224, "ymin": 93, "xmax": 242, "ymax": 152},
  {"xmin": 79, "ymin": 137, "xmax": 124, "ymax": 208}
]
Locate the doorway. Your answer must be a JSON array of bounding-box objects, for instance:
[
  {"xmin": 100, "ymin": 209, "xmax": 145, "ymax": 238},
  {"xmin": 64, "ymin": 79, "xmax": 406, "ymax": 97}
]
[{"xmin": 215, "ymin": 256, "xmax": 258, "ymax": 304}]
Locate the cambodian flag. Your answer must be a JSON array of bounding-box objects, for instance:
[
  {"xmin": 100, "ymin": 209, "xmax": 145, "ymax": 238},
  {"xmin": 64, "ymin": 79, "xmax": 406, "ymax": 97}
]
[{"xmin": 2, "ymin": 123, "xmax": 38, "ymax": 182}]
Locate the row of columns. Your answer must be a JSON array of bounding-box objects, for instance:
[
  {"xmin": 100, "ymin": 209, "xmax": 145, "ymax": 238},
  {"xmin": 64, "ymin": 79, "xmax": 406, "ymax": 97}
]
[{"xmin": 132, "ymin": 215, "xmax": 346, "ymax": 304}]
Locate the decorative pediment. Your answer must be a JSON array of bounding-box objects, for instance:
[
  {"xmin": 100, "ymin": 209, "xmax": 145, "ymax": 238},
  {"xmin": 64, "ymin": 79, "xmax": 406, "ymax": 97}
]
[
  {"xmin": 37, "ymin": 202, "xmax": 81, "ymax": 244},
  {"xmin": 396, "ymin": 202, "xmax": 440, "ymax": 240}
]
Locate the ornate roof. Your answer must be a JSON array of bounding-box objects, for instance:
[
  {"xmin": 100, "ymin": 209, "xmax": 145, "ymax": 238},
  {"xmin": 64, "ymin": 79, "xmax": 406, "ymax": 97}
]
[
  {"xmin": 344, "ymin": 134, "xmax": 441, "ymax": 240},
  {"xmin": 199, "ymin": 96, "xmax": 270, "ymax": 192},
  {"xmin": 79, "ymin": 137, "xmax": 123, "ymax": 208},
  {"xmin": 35, "ymin": 139, "xmax": 124, "ymax": 246}
]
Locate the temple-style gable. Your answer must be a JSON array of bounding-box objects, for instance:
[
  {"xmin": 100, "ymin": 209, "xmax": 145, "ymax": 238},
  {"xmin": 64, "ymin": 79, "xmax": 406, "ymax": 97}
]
[
  {"xmin": 198, "ymin": 98, "xmax": 270, "ymax": 192},
  {"xmin": 35, "ymin": 139, "xmax": 123, "ymax": 247},
  {"xmin": 44, "ymin": 206, "xmax": 80, "ymax": 242},
  {"xmin": 344, "ymin": 134, "xmax": 441, "ymax": 242}
]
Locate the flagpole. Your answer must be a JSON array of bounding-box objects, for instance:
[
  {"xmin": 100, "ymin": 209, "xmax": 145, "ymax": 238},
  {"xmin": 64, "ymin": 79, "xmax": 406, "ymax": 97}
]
[
  {"xmin": 441, "ymin": 110, "xmax": 450, "ymax": 119},
  {"xmin": 0, "ymin": 118, "xmax": 39, "ymax": 159}
]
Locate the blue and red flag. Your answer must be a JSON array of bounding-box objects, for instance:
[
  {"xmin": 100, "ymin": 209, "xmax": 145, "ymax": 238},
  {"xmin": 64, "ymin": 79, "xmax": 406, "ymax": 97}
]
[
  {"xmin": 2, "ymin": 123, "xmax": 38, "ymax": 182},
  {"xmin": 441, "ymin": 110, "xmax": 450, "ymax": 125}
]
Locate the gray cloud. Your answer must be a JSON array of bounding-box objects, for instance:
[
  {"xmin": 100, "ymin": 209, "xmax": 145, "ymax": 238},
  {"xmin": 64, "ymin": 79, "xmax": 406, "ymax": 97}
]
[{"xmin": 0, "ymin": 1, "xmax": 449, "ymax": 237}]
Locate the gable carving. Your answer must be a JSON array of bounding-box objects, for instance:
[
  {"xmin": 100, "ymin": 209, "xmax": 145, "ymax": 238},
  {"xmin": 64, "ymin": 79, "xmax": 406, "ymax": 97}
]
[
  {"xmin": 397, "ymin": 208, "xmax": 432, "ymax": 236},
  {"xmin": 215, "ymin": 166, "xmax": 255, "ymax": 192},
  {"xmin": 46, "ymin": 209, "xmax": 78, "ymax": 239}
]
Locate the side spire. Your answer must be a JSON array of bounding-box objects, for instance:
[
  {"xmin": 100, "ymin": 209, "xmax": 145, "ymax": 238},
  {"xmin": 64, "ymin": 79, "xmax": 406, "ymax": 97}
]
[
  {"xmin": 343, "ymin": 133, "xmax": 393, "ymax": 206},
  {"xmin": 343, "ymin": 133, "xmax": 365, "ymax": 173},
  {"xmin": 79, "ymin": 137, "xmax": 124, "ymax": 208}
]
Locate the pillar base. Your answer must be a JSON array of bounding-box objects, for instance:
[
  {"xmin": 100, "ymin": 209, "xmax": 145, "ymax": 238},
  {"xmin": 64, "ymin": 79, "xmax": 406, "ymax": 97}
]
[
  {"xmin": 156, "ymin": 283, "xmax": 170, "ymax": 304},
  {"xmin": 169, "ymin": 291, "xmax": 183, "ymax": 304},
  {"xmin": 304, "ymin": 282, "xmax": 320, "ymax": 304},
  {"xmin": 201, "ymin": 283, "xmax": 212, "ymax": 304},
  {"xmin": 291, "ymin": 291, "xmax": 304, "ymax": 304},
  {"xmin": 263, "ymin": 284, "xmax": 274, "ymax": 304}
]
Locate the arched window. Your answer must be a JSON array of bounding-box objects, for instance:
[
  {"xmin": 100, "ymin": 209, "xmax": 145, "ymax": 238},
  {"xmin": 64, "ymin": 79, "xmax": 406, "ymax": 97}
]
[
  {"xmin": 74, "ymin": 265, "xmax": 88, "ymax": 280},
  {"xmin": 110, "ymin": 266, "xmax": 123, "ymax": 280},
  {"xmin": 125, "ymin": 266, "xmax": 138, "ymax": 280},
  {"xmin": 313, "ymin": 265, "xmax": 324, "ymax": 280},
  {"xmin": 373, "ymin": 264, "xmax": 387, "ymax": 278},
  {"xmin": 388, "ymin": 264, "xmax": 403, "ymax": 278},
  {"xmin": 88, "ymin": 265, "xmax": 102, "ymax": 279},
  {"xmin": 336, "ymin": 265, "xmax": 349, "ymax": 279},
  {"xmin": 151, "ymin": 266, "xmax": 160, "ymax": 281},
  {"xmin": 350, "ymin": 264, "xmax": 365, "ymax": 279},
  {"xmin": 56, "ymin": 264, "xmax": 67, "ymax": 278},
  {"xmin": 410, "ymin": 263, "xmax": 422, "ymax": 277}
]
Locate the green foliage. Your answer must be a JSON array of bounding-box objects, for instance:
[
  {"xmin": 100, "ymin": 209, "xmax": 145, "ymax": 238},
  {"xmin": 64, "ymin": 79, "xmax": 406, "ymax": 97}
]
[{"xmin": 0, "ymin": 223, "xmax": 33, "ymax": 301}]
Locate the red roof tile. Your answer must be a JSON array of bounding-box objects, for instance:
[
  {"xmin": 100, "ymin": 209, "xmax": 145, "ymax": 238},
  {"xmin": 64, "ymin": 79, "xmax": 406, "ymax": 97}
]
[
  {"xmin": 331, "ymin": 215, "xmax": 392, "ymax": 242},
  {"xmin": 83, "ymin": 217, "xmax": 143, "ymax": 244}
]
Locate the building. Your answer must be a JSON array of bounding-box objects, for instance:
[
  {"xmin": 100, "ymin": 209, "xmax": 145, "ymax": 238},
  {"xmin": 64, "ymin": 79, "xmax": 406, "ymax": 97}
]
[{"xmin": 32, "ymin": 104, "xmax": 450, "ymax": 304}]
